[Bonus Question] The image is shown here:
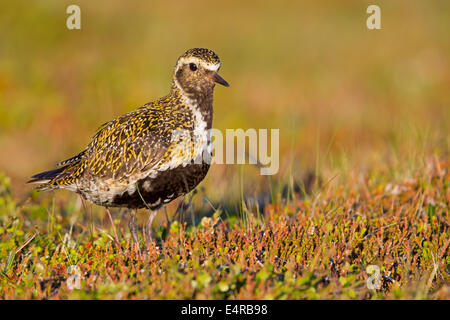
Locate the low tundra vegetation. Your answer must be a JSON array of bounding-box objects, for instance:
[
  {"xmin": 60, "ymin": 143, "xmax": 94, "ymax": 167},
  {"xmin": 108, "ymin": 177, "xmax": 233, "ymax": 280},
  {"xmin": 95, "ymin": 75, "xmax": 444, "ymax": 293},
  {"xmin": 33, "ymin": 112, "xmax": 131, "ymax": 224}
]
[{"xmin": 0, "ymin": 157, "xmax": 448, "ymax": 299}]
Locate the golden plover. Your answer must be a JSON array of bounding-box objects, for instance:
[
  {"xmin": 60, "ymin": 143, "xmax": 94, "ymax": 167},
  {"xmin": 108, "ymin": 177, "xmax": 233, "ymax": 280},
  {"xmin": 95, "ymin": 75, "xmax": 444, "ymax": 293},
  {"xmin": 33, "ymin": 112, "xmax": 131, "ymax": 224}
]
[{"xmin": 28, "ymin": 48, "xmax": 229, "ymax": 249}]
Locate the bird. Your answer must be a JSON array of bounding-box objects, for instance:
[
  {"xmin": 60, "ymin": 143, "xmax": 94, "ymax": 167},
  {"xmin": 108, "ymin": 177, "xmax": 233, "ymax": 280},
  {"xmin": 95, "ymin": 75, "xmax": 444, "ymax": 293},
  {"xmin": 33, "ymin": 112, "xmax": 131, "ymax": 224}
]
[{"xmin": 28, "ymin": 48, "xmax": 229, "ymax": 251}]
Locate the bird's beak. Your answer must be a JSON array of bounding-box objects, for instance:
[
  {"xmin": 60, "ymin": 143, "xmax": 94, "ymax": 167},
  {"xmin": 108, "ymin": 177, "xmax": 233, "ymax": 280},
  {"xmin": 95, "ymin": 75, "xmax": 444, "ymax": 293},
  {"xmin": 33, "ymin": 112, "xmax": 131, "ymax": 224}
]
[{"xmin": 212, "ymin": 72, "xmax": 230, "ymax": 87}]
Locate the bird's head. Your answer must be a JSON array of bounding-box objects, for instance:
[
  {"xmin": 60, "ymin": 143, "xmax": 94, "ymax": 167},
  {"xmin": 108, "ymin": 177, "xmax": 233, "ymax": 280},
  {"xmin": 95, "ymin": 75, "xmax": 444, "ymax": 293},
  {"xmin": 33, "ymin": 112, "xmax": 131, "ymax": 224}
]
[{"xmin": 172, "ymin": 48, "xmax": 229, "ymax": 97}]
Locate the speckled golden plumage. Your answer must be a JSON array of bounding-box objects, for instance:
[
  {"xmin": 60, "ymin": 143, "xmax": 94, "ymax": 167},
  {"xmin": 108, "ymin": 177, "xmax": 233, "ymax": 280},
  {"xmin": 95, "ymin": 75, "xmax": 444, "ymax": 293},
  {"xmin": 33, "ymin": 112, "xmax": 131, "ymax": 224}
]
[
  {"xmin": 49, "ymin": 92, "xmax": 193, "ymax": 190},
  {"xmin": 28, "ymin": 48, "xmax": 229, "ymax": 248}
]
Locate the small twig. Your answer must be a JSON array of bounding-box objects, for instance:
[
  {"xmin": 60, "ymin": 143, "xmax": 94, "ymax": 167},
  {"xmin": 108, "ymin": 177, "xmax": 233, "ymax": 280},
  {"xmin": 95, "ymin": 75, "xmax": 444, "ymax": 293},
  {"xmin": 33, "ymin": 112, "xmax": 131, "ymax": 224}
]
[
  {"xmin": 363, "ymin": 222, "xmax": 403, "ymax": 240},
  {"xmin": 15, "ymin": 231, "xmax": 38, "ymax": 255},
  {"xmin": 425, "ymin": 251, "xmax": 439, "ymax": 295}
]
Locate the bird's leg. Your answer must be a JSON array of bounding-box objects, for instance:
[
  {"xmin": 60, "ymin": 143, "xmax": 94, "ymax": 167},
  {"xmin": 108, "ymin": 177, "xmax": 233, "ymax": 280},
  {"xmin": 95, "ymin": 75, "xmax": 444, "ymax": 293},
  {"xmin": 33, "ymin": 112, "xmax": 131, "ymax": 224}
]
[
  {"xmin": 128, "ymin": 209, "xmax": 140, "ymax": 254},
  {"xmin": 144, "ymin": 210, "xmax": 158, "ymax": 248},
  {"xmin": 105, "ymin": 208, "xmax": 120, "ymax": 248}
]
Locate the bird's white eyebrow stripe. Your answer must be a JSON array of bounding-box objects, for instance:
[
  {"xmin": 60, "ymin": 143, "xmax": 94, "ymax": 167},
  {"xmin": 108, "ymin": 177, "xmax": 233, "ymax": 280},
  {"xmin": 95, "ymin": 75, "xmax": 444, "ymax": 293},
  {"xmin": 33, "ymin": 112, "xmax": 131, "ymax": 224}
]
[{"xmin": 177, "ymin": 57, "xmax": 220, "ymax": 71}]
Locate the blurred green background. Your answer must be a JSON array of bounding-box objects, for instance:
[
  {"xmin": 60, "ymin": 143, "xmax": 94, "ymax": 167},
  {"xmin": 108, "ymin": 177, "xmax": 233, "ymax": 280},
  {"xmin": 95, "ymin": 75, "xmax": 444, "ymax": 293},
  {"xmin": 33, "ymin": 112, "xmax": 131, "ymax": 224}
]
[{"xmin": 0, "ymin": 0, "xmax": 448, "ymax": 207}]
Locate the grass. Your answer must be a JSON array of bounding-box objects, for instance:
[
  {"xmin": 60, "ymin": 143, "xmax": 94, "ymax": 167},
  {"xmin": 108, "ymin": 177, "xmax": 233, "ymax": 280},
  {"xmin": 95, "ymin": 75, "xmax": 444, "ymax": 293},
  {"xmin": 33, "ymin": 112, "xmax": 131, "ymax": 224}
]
[
  {"xmin": 0, "ymin": 155, "xmax": 448, "ymax": 299},
  {"xmin": 0, "ymin": 1, "xmax": 449, "ymax": 299}
]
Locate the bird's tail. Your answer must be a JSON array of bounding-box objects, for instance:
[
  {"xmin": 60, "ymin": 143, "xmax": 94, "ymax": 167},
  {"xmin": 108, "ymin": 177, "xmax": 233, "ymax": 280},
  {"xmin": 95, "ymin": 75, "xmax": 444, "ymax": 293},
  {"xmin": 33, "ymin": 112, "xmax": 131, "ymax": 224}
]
[{"xmin": 27, "ymin": 165, "xmax": 70, "ymax": 190}]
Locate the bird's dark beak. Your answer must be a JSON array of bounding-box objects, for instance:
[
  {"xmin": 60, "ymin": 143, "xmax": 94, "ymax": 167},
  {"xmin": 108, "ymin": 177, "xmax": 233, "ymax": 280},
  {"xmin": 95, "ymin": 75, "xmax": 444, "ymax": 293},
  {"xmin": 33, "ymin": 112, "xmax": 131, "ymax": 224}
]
[{"xmin": 213, "ymin": 72, "xmax": 229, "ymax": 87}]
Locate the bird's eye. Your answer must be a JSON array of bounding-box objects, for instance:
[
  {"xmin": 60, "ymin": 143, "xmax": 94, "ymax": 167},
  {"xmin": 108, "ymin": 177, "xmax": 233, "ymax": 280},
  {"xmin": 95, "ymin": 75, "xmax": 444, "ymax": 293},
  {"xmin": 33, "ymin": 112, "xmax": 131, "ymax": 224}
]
[{"xmin": 189, "ymin": 63, "xmax": 197, "ymax": 71}]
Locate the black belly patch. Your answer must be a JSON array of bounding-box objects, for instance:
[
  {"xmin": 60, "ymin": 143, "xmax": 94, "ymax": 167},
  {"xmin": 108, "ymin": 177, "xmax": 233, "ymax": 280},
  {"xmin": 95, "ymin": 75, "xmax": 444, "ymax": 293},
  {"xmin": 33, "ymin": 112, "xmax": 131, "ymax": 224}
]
[{"xmin": 110, "ymin": 163, "xmax": 210, "ymax": 209}]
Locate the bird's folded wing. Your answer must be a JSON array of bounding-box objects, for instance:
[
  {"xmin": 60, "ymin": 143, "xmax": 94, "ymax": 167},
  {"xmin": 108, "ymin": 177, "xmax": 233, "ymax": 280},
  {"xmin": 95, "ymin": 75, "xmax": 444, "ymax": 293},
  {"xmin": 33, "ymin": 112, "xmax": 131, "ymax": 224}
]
[
  {"xmin": 81, "ymin": 107, "xmax": 173, "ymax": 180},
  {"xmin": 56, "ymin": 150, "xmax": 87, "ymax": 167}
]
